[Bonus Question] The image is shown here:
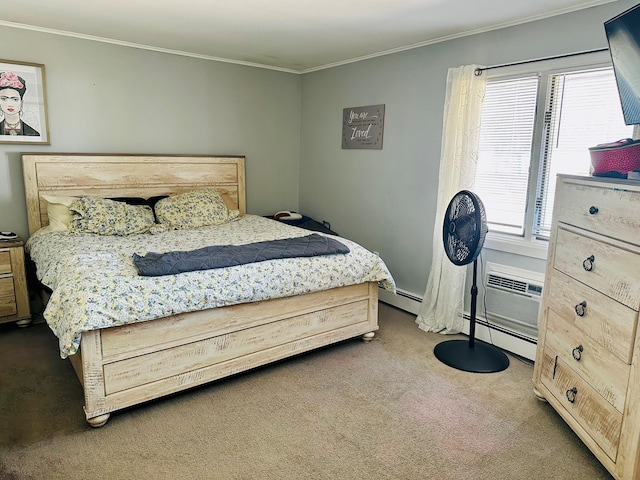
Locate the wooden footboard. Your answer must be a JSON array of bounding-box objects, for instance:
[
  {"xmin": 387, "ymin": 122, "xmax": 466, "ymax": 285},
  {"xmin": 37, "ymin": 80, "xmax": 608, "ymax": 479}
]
[{"xmin": 71, "ymin": 282, "xmax": 379, "ymax": 427}]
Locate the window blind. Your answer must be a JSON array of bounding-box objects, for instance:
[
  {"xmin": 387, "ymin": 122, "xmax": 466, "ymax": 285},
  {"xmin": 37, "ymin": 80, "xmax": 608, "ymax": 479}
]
[
  {"xmin": 475, "ymin": 76, "xmax": 538, "ymax": 235},
  {"xmin": 534, "ymin": 67, "xmax": 632, "ymax": 238},
  {"xmin": 475, "ymin": 65, "xmax": 632, "ymax": 243}
]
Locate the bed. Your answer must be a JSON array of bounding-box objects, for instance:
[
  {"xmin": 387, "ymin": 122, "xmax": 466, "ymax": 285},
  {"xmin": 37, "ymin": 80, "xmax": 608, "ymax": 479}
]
[{"xmin": 22, "ymin": 153, "xmax": 395, "ymax": 427}]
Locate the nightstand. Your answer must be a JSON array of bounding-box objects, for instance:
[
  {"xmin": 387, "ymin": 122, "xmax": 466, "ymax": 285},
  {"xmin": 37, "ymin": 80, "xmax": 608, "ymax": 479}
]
[{"xmin": 0, "ymin": 238, "xmax": 31, "ymax": 327}]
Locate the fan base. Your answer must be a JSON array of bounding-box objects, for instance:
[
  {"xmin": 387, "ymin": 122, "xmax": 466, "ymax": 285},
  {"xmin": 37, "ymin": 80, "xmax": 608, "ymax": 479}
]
[{"xmin": 434, "ymin": 339, "xmax": 509, "ymax": 373}]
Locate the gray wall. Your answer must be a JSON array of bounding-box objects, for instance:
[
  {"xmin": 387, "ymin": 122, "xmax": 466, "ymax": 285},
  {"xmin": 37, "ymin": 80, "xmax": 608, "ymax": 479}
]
[
  {"xmin": 0, "ymin": 28, "xmax": 301, "ymax": 241},
  {"xmin": 1, "ymin": 0, "xmax": 636, "ymax": 300},
  {"xmin": 299, "ymin": 0, "xmax": 638, "ymax": 297}
]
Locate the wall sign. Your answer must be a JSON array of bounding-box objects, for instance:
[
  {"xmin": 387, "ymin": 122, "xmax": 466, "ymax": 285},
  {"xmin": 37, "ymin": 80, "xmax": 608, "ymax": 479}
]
[{"xmin": 342, "ymin": 104, "xmax": 385, "ymax": 150}]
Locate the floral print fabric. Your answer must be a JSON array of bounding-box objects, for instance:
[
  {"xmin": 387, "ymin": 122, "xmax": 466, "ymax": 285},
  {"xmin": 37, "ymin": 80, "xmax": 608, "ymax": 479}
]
[
  {"xmin": 69, "ymin": 197, "xmax": 156, "ymax": 236},
  {"xmin": 154, "ymin": 188, "xmax": 240, "ymax": 230},
  {"xmin": 26, "ymin": 215, "xmax": 396, "ymax": 358}
]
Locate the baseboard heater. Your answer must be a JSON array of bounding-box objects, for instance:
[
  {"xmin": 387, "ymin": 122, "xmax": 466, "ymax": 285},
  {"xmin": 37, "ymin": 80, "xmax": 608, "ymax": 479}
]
[
  {"xmin": 462, "ymin": 314, "xmax": 537, "ymax": 345},
  {"xmin": 378, "ymin": 287, "xmax": 422, "ymax": 315},
  {"xmin": 395, "ymin": 289, "xmax": 422, "ymax": 302},
  {"xmin": 379, "ymin": 261, "xmax": 543, "ymax": 361}
]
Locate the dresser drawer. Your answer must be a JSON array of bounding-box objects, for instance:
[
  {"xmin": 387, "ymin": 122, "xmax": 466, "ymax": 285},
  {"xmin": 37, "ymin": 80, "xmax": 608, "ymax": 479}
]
[
  {"xmin": 0, "ymin": 251, "xmax": 10, "ymax": 275},
  {"xmin": 539, "ymin": 348, "xmax": 622, "ymax": 462},
  {"xmin": 544, "ymin": 308, "xmax": 630, "ymax": 413},
  {"xmin": 554, "ymin": 227, "xmax": 640, "ymax": 310},
  {"xmin": 546, "ymin": 271, "xmax": 638, "ymax": 364},
  {"xmin": 555, "ymin": 180, "xmax": 640, "ymax": 247}
]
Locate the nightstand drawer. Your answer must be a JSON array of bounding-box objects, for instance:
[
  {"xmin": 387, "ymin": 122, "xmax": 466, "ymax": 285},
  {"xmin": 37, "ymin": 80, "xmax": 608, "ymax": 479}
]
[
  {"xmin": 555, "ymin": 181, "xmax": 640, "ymax": 246},
  {"xmin": 540, "ymin": 348, "xmax": 622, "ymax": 462},
  {"xmin": 0, "ymin": 251, "xmax": 10, "ymax": 274},
  {"xmin": 545, "ymin": 308, "xmax": 630, "ymax": 412},
  {"xmin": 0, "ymin": 296, "xmax": 17, "ymax": 316},
  {"xmin": 554, "ymin": 227, "xmax": 640, "ymax": 310},
  {"xmin": 0, "ymin": 238, "xmax": 29, "ymax": 325},
  {"xmin": 546, "ymin": 271, "xmax": 638, "ymax": 364},
  {"xmin": 0, "ymin": 277, "xmax": 15, "ymax": 298}
]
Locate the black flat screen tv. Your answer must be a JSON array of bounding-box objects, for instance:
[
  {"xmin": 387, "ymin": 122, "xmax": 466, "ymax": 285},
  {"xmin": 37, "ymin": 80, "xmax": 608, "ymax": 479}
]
[{"xmin": 605, "ymin": 2, "xmax": 640, "ymax": 126}]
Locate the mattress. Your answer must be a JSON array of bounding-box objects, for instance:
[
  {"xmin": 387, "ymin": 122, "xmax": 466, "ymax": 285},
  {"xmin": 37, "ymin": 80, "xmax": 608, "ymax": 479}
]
[{"xmin": 26, "ymin": 215, "xmax": 396, "ymax": 358}]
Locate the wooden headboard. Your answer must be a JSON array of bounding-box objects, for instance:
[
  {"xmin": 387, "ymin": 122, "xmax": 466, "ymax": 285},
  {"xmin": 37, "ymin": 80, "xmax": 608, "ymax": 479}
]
[{"xmin": 22, "ymin": 153, "xmax": 246, "ymax": 235}]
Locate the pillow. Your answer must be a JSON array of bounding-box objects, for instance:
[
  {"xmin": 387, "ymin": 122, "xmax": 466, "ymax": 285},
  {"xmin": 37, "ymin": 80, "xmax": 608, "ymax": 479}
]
[
  {"xmin": 68, "ymin": 197, "xmax": 156, "ymax": 236},
  {"xmin": 41, "ymin": 194, "xmax": 76, "ymax": 232},
  {"xmin": 154, "ymin": 188, "xmax": 240, "ymax": 230}
]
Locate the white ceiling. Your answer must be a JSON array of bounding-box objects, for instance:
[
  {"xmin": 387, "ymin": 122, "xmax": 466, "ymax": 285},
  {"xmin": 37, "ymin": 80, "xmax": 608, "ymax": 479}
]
[{"xmin": 0, "ymin": 0, "xmax": 618, "ymax": 73}]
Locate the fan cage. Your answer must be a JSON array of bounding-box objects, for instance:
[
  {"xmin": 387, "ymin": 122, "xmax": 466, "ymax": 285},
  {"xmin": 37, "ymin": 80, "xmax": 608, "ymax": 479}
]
[{"xmin": 442, "ymin": 190, "xmax": 487, "ymax": 266}]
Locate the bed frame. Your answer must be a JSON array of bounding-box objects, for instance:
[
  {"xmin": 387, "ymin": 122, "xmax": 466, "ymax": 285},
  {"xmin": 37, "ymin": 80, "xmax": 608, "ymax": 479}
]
[{"xmin": 22, "ymin": 153, "xmax": 379, "ymax": 427}]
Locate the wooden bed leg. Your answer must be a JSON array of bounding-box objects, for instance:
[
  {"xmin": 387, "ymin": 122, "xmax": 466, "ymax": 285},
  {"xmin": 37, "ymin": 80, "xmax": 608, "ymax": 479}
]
[
  {"xmin": 362, "ymin": 332, "xmax": 375, "ymax": 342},
  {"xmin": 87, "ymin": 413, "xmax": 110, "ymax": 428}
]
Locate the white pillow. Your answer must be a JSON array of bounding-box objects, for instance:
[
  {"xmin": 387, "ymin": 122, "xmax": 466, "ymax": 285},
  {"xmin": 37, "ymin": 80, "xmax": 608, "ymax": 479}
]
[{"xmin": 41, "ymin": 194, "xmax": 76, "ymax": 232}]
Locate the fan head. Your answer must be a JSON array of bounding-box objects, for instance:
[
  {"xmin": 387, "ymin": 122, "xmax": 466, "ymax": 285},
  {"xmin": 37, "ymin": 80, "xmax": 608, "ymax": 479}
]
[{"xmin": 443, "ymin": 190, "xmax": 487, "ymax": 266}]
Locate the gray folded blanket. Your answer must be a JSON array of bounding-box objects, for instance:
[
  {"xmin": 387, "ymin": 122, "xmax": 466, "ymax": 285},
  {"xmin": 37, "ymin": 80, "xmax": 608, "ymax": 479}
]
[{"xmin": 133, "ymin": 233, "xmax": 350, "ymax": 276}]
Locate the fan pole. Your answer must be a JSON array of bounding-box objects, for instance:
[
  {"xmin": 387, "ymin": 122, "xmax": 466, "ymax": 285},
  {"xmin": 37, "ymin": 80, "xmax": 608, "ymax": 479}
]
[
  {"xmin": 433, "ymin": 259, "xmax": 510, "ymax": 373},
  {"xmin": 468, "ymin": 259, "xmax": 478, "ymax": 349}
]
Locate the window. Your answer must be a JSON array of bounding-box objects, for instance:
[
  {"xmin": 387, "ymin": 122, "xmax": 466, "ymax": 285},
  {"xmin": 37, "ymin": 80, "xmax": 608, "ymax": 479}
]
[{"xmin": 474, "ymin": 53, "xmax": 633, "ymax": 255}]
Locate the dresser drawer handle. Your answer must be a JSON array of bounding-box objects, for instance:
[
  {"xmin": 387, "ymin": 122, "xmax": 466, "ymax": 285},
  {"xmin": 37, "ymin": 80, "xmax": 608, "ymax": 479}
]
[
  {"xmin": 572, "ymin": 345, "xmax": 583, "ymax": 361},
  {"xmin": 582, "ymin": 255, "xmax": 595, "ymax": 272},
  {"xmin": 589, "ymin": 206, "xmax": 599, "ymax": 215},
  {"xmin": 566, "ymin": 387, "xmax": 578, "ymax": 403},
  {"xmin": 574, "ymin": 301, "xmax": 587, "ymax": 317}
]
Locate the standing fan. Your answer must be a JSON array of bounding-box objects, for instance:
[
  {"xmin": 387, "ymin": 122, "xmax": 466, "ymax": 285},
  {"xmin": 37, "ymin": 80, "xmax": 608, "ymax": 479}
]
[{"xmin": 433, "ymin": 190, "xmax": 509, "ymax": 373}]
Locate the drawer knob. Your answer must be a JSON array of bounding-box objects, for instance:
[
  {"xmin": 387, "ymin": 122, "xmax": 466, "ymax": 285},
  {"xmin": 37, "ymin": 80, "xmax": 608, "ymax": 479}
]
[
  {"xmin": 575, "ymin": 301, "xmax": 587, "ymax": 317},
  {"xmin": 572, "ymin": 344, "xmax": 583, "ymax": 361},
  {"xmin": 589, "ymin": 206, "xmax": 599, "ymax": 215},
  {"xmin": 566, "ymin": 387, "xmax": 578, "ymax": 403},
  {"xmin": 582, "ymin": 255, "xmax": 595, "ymax": 272}
]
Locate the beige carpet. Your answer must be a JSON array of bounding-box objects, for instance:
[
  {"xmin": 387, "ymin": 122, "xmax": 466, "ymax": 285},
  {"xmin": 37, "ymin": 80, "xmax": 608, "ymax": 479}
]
[{"xmin": 0, "ymin": 303, "xmax": 612, "ymax": 480}]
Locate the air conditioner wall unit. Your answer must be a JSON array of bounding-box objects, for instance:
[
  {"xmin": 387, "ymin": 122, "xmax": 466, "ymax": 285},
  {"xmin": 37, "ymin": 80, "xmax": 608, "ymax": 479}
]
[{"xmin": 483, "ymin": 262, "xmax": 544, "ymax": 339}]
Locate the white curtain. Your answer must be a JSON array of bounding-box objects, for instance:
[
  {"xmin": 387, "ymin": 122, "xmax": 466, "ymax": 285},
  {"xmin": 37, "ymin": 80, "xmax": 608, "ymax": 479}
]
[{"xmin": 416, "ymin": 65, "xmax": 487, "ymax": 334}]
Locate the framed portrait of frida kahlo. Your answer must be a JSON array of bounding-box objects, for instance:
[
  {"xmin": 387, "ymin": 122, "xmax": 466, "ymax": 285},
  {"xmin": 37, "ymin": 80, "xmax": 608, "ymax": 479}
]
[{"xmin": 0, "ymin": 60, "xmax": 49, "ymax": 144}]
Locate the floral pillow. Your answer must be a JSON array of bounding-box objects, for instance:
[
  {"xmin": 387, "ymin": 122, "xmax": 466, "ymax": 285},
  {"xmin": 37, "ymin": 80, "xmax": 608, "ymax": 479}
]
[
  {"xmin": 68, "ymin": 197, "xmax": 156, "ymax": 236},
  {"xmin": 154, "ymin": 188, "xmax": 240, "ymax": 230}
]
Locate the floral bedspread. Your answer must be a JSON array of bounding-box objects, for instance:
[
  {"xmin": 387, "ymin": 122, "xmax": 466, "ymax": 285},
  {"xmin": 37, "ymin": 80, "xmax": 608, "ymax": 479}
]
[{"xmin": 26, "ymin": 215, "xmax": 396, "ymax": 358}]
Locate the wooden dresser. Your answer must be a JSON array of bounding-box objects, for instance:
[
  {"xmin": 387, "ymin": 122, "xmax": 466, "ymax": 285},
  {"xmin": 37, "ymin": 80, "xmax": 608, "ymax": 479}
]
[
  {"xmin": 0, "ymin": 238, "xmax": 31, "ymax": 327},
  {"xmin": 533, "ymin": 174, "xmax": 640, "ymax": 479}
]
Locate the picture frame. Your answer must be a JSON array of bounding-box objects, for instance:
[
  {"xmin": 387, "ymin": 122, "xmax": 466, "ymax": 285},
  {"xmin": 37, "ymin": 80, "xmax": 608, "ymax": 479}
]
[{"xmin": 0, "ymin": 60, "xmax": 49, "ymax": 144}]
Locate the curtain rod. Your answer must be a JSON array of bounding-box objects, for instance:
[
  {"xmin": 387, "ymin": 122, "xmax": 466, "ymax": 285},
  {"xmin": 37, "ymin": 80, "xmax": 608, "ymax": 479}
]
[{"xmin": 474, "ymin": 48, "xmax": 609, "ymax": 76}]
